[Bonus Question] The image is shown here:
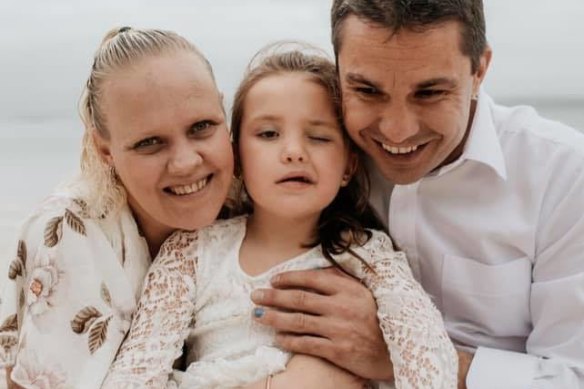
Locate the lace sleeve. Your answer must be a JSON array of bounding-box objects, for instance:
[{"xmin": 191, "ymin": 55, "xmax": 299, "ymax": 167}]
[
  {"xmin": 103, "ymin": 231, "xmax": 200, "ymax": 389},
  {"xmin": 356, "ymin": 231, "xmax": 458, "ymax": 389}
]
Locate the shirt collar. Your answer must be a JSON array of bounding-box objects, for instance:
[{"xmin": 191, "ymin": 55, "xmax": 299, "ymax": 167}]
[{"xmin": 435, "ymin": 89, "xmax": 508, "ymax": 180}]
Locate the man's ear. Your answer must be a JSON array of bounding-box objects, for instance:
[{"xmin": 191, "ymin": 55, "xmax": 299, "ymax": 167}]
[
  {"xmin": 472, "ymin": 45, "xmax": 493, "ymax": 96},
  {"xmin": 92, "ymin": 131, "xmax": 114, "ymax": 166}
]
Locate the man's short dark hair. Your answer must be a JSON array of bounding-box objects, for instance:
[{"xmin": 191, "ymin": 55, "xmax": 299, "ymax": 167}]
[{"xmin": 331, "ymin": 0, "xmax": 487, "ymax": 73}]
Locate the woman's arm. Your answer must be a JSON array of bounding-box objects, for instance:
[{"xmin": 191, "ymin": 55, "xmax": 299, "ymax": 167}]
[
  {"xmin": 102, "ymin": 231, "xmax": 199, "ymax": 388},
  {"xmin": 0, "ymin": 197, "xmax": 137, "ymax": 389}
]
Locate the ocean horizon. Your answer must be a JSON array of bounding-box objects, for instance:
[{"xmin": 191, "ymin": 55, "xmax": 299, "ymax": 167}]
[{"xmin": 1, "ymin": 101, "xmax": 583, "ymax": 259}]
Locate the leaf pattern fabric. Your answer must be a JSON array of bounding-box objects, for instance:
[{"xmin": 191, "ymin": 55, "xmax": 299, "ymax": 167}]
[
  {"xmin": 0, "ymin": 193, "xmax": 151, "ymax": 388},
  {"xmin": 104, "ymin": 216, "xmax": 457, "ymax": 389}
]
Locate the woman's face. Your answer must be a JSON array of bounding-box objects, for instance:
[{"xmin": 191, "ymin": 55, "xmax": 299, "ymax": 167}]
[{"xmin": 96, "ymin": 50, "xmax": 233, "ymax": 241}]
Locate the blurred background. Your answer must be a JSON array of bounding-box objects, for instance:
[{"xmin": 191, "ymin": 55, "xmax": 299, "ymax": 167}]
[{"xmin": 1, "ymin": 0, "xmax": 583, "ymax": 258}]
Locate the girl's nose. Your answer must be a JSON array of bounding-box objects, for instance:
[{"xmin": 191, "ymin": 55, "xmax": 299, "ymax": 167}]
[{"xmin": 281, "ymin": 139, "xmax": 307, "ymax": 163}]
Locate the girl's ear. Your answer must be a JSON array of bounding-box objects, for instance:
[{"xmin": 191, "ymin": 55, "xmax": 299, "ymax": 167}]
[{"xmin": 341, "ymin": 151, "xmax": 358, "ymax": 187}]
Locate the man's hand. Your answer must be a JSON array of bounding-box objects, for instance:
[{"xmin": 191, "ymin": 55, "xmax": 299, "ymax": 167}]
[
  {"xmin": 457, "ymin": 349, "xmax": 474, "ymax": 389},
  {"xmin": 5, "ymin": 367, "xmax": 24, "ymax": 389},
  {"xmin": 251, "ymin": 267, "xmax": 393, "ymax": 381}
]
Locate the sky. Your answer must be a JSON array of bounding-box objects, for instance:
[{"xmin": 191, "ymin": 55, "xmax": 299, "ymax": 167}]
[
  {"xmin": 0, "ymin": 0, "xmax": 582, "ymax": 257},
  {"xmin": 0, "ymin": 0, "xmax": 583, "ymax": 130}
]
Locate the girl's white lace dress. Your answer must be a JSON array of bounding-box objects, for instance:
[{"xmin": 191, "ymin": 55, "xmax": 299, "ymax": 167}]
[{"xmin": 104, "ymin": 216, "xmax": 457, "ymax": 389}]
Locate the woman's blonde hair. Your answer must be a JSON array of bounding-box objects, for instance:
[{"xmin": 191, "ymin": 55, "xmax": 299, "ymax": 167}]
[{"xmin": 77, "ymin": 26, "xmax": 215, "ymax": 219}]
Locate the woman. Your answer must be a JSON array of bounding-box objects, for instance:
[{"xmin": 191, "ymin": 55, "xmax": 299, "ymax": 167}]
[
  {"xmin": 0, "ymin": 26, "xmax": 223, "ymax": 388},
  {"xmin": 0, "ymin": 27, "xmax": 376, "ymax": 389}
]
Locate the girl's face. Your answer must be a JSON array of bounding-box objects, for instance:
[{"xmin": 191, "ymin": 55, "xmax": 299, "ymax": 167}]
[
  {"xmin": 96, "ymin": 51, "xmax": 233, "ymax": 241},
  {"xmin": 238, "ymin": 72, "xmax": 355, "ymax": 223}
]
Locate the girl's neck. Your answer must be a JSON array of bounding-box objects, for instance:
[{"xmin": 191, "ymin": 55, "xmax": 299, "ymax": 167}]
[{"xmin": 239, "ymin": 210, "xmax": 319, "ymax": 276}]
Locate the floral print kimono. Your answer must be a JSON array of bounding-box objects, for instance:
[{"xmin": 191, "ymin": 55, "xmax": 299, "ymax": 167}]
[{"xmin": 0, "ymin": 193, "xmax": 150, "ymax": 389}]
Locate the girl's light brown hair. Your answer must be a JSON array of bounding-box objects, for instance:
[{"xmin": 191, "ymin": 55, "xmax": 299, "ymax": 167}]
[{"xmin": 230, "ymin": 42, "xmax": 385, "ymax": 272}]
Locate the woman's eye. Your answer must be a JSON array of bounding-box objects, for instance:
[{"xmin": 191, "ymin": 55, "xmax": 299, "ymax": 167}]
[
  {"xmin": 133, "ymin": 137, "xmax": 162, "ymax": 150},
  {"xmin": 190, "ymin": 120, "xmax": 215, "ymax": 136}
]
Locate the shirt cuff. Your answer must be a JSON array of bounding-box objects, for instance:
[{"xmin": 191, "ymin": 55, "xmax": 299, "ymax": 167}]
[
  {"xmin": 374, "ymin": 381, "xmax": 395, "ymax": 389},
  {"xmin": 466, "ymin": 347, "xmax": 538, "ymax": 389}
]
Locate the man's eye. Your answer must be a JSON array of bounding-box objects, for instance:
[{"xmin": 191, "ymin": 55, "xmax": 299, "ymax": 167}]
[
  {"xmin": 133, "ymin": 137, "xmax": 162, "ymax": 150},
  {"xmin": 416, "ymin": 89, "xmax": 446, "ymax": 99},
  {"xmin": 354, "ymin": 86, "xmax": 379, "ymax": 95}
]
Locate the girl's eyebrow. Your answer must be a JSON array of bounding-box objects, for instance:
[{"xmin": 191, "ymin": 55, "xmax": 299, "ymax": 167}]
[
  {"xmin": 307, "ymin": 119, "xmax": 338, "ymax": 129},
  {"xmin": 247, "ymin": 114, "xmax": 281, "ymax": 122}
]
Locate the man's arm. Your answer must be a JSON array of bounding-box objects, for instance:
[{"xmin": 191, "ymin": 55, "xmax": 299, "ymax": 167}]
[
  {"xmin": 251, "ymin": 267, "xmax": 393, "ymax": 382},
  {"xmin": 463, "ymin": 165, "xmax": 584, "ymax": 389}
]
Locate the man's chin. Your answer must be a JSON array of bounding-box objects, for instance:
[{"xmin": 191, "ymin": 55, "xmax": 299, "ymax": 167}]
[{"xmin": 377, "ymin": 165, "xmax": 427, "ymax": 185}]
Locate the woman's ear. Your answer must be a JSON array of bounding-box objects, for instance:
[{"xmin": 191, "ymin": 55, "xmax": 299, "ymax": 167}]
[
  {"xmin": 92, "ymin": 131, "xmax": 114, "ymax": 166},
  {"xmin": 341, "ymin": 151, "xmax": 358, "ymax": 187}
]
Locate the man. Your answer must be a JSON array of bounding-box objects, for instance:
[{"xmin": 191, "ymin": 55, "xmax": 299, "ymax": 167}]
[{"xmin": 252, "ymin": 1, "xmax": 584, "ymax": 387}]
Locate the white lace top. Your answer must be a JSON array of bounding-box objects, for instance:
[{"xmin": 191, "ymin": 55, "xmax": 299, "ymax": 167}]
[{"xmin": 104, "ymin": 216, "xmax": 457, "ymax": 389}]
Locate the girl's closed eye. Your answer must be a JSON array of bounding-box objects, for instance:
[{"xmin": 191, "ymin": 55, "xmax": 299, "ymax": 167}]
[{"xmin": 308, "ymin": 134, "xmax": 332, "ymax": 143}]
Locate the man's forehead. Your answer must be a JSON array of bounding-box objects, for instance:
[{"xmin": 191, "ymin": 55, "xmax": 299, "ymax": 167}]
[{"xmin": 338, "ymin": 15, "xmax": 466, "ymax": 60}]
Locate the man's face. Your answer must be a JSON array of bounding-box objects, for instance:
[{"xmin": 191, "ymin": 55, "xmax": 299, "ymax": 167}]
[{"xmin": 338, "ymin": 16, "xmax": 490, "ymax": 184}]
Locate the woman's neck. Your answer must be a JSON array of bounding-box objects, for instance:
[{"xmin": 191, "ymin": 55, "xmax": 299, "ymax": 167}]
[
  {"xmin": 140, "ymin": 222, "xmax": 173, "ymax": 259},
  {"xmin": 128, "ymin": 206, "xmax": 173, "ymax": 259},
  {"xmin": 239, "ymin": 210, "xmax": 319, "ymax": 276}
]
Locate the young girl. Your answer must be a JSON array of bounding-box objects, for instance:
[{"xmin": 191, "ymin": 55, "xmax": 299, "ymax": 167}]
[{"xmin": 104, "ymin": 44, "xmax": 458, "ymax": 389}]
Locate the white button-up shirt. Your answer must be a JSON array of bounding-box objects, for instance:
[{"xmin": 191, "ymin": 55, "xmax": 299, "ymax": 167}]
[{"xmin": 369, "ymin": 90, "xmax": 584, "ymax": 388}]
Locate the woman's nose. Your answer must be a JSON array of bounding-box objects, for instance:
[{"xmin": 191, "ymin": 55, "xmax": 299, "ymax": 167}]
[{"xmin": 168, "ymin": 143, "xmax": 203, "ymax": 175}]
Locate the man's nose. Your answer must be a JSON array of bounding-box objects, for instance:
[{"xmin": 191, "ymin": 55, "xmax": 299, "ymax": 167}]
[{"xmin": 378, "ymin": 102, "xmax": 420, "ymax": 145}]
